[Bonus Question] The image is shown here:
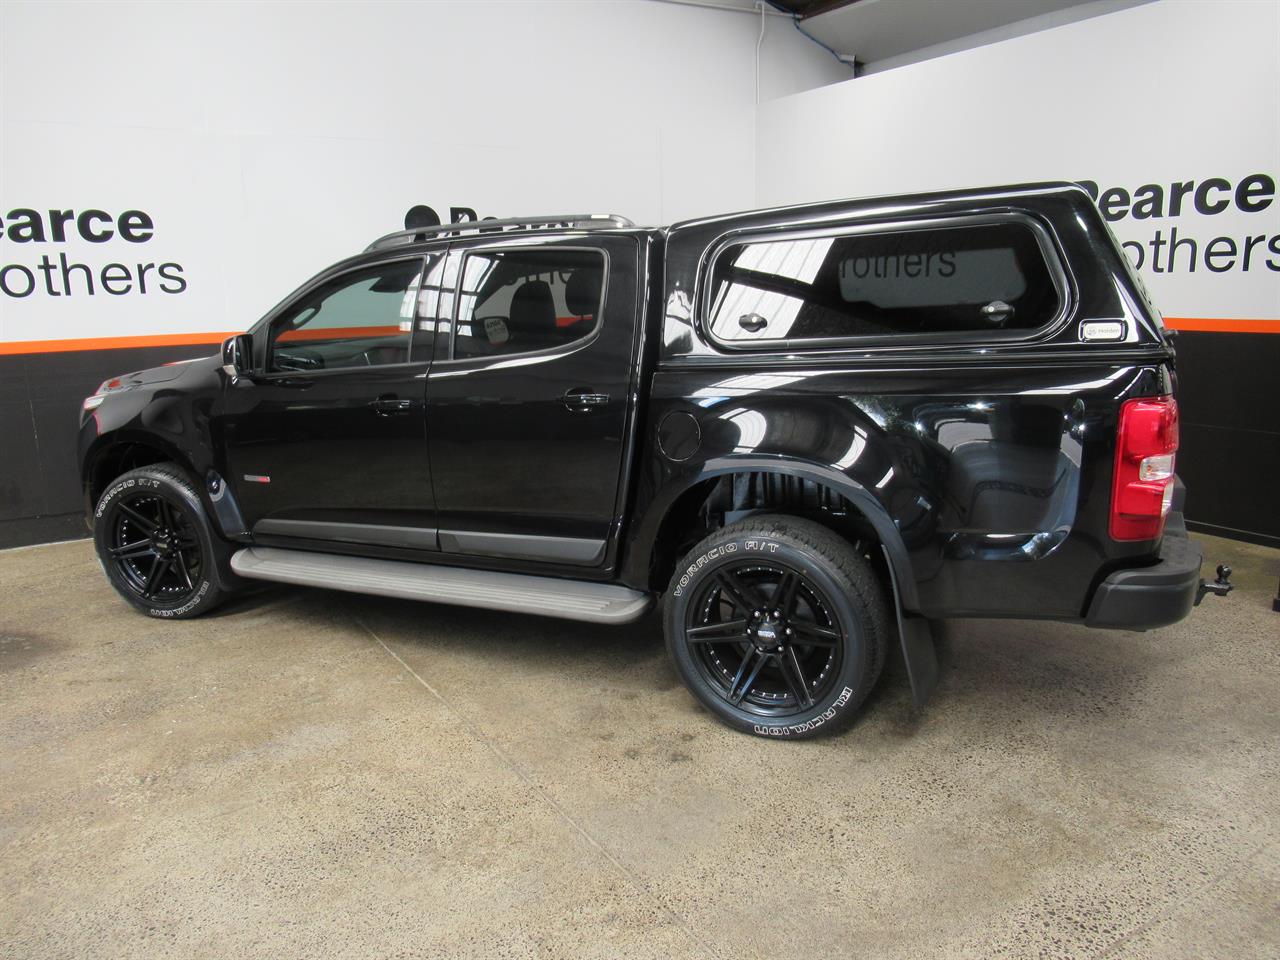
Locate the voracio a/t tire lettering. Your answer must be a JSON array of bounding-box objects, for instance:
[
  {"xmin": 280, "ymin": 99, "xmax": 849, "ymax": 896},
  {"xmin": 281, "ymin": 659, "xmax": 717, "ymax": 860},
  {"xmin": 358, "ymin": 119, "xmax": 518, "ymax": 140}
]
[
  {"xmin": 150, "ymin": 580, "xmax": 211, "ymax": 618},
  {"xmin": 753, "ymin": 687, "xmax": 854, "ymax": 737},
  {"xmin": 672, "ymin": 542, "xmax": 738, "ymax": 598}
]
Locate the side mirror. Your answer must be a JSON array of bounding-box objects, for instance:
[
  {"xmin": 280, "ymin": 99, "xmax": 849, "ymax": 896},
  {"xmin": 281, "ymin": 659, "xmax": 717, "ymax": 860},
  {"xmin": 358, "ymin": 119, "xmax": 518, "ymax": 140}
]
[{"xmin": 221, "ymin": 333, "xmax": 252, "ymax": 375}]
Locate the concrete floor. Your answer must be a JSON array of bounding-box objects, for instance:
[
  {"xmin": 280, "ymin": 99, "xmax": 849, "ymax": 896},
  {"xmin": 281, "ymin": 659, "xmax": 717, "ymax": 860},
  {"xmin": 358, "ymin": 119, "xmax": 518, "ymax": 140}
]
[{"xmin": 1, "ymin": 534, "xmax": 1277, "ymax": 959}]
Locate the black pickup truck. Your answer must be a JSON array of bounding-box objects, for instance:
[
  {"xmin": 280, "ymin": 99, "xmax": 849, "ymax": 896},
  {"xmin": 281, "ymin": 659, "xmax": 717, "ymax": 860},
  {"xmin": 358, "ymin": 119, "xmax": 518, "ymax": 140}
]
[{"xmin": 78, "ymin": 183, "xmax": 1219, "ymax": 738}]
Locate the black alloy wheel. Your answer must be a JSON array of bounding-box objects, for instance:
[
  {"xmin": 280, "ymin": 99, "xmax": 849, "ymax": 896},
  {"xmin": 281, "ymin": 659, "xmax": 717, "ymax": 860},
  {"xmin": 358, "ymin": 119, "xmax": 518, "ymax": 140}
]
[
  {"xmin": 685, "ymin": 562, "xmax": 844, "ymax": 716},
  {"xmin": 93, "ymin": 463, "xmax": 226, "ymax": 618},
  {"xmin": 108, "ymin": 491, "xmax": 203, "ymax": 602},
  {"xmin": 664, "ymin": 515, "xmax": 889, "ymax": 739}
]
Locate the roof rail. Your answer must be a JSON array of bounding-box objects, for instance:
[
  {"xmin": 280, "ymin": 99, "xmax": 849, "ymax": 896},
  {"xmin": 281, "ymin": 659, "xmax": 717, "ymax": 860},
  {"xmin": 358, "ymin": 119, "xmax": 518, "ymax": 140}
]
[{"xmin": 365, "ymin": 213, "xmax": 635, "ymax": 251}]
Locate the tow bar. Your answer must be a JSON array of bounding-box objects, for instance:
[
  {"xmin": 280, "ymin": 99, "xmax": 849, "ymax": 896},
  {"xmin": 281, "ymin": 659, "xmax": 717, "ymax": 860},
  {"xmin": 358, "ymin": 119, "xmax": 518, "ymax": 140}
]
[{"xmin": 1195, "ymin": 564, "xmax": 1234, "ymax": 605}]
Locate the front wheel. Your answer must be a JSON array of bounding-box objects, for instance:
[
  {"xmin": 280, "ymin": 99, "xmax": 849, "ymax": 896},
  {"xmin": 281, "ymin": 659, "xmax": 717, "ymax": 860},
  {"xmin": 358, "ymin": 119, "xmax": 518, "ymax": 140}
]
[
  {"xmin": 93, "ymin": 463, "xmax": 226, "ymax": 619},
  {"xmin": 664, "ymin": 515, "xmax": 890, "ymax": 739}
]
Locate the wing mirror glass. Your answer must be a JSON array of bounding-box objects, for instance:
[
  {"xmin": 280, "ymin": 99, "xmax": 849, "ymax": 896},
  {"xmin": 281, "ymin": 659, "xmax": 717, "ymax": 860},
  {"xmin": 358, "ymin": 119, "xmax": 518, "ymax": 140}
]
[{"xmin": 221, "ymin": 333, "xmax": 253, "ymax": 375}]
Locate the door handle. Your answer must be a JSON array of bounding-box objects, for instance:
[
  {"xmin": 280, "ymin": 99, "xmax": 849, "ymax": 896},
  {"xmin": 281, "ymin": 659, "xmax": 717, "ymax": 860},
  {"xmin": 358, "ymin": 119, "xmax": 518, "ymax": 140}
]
[
  {"xmin": 559, "ymin": 389, "xmax": 610, "ymax": 412},
  {"xmin": 369, "ymin": 394, "xmax": 413, "ymax": 415}
]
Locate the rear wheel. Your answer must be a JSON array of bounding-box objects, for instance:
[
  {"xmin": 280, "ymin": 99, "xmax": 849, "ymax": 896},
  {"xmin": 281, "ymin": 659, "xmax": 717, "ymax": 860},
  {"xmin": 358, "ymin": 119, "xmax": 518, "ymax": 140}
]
[
  {"xmin": 93, "ymin": 463, "xmax": 225, "ymax": 618},
  {"xmin": 664, "ymin": 515, "xmax": 889, "ymax": 739}
]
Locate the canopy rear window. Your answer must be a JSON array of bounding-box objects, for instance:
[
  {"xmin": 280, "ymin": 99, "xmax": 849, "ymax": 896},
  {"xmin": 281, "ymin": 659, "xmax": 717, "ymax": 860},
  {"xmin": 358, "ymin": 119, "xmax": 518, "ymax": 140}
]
[{"xmin": 706, "ymin": 219, "xmax": 1062, "ymax": 347}]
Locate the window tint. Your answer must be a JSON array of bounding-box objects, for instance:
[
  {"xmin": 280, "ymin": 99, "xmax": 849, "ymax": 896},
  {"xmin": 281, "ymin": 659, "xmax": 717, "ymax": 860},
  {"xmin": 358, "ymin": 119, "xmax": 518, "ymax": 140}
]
[
  {"xmin": 453, "ymin": 248, "xmax": 604, "ymax": 359},
  {"xmin": 707, "ymin": 221, "xmax": 1059, "ymax": 346},
  {"xmin": 270, "ymin": 260, "xmax": 422, "ymax": 372}
]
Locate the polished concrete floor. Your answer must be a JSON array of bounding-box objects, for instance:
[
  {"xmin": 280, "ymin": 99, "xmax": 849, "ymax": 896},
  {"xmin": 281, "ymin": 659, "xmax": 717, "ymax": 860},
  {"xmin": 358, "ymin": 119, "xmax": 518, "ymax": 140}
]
[{"xmin": 2, "ymin": 533, "xmax": 1277, "ymax": 959}]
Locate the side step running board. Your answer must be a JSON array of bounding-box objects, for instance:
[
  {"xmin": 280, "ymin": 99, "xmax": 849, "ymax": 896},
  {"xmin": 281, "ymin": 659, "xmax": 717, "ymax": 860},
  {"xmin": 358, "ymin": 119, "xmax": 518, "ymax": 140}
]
[{"xmin": 230, "ymin": 547, "xmax": 653, "ymax": 625}]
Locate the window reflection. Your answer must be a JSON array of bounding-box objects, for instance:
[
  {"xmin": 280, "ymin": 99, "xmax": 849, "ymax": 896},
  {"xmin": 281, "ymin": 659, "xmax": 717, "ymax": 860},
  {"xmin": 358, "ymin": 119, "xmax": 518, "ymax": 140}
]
[
  {"xmin": 707, "ymin": 223, "xmax": 1058, "ymax": 345},
  {"xmin": 721, "ymin": 407, "xmax": 768, "ymax": 453},
  {"xmin": 451, "ymin": 249, "xmax": 604, "ymax": 359}
]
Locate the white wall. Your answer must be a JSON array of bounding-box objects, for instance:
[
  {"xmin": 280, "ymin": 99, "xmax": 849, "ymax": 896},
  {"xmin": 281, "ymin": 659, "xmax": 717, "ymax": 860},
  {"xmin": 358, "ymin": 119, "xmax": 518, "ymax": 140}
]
[
  {"xmin": 6, "ymin": 0, "xmax": 1273, "ymax": 346},
  {"xmin": 755, "ymin": 0, "xmax": 1280, "ymax": 328},
  {"xmin": 0, "ymin": 0, "xmax": 849, "ymax": 347}
]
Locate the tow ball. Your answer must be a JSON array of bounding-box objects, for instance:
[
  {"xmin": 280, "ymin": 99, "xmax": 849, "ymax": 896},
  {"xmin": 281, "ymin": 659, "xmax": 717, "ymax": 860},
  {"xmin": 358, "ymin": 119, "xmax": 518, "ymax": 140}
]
[{"xmin": 1195, "ymin": 564, "xmax": 1234, "ymax": 606}]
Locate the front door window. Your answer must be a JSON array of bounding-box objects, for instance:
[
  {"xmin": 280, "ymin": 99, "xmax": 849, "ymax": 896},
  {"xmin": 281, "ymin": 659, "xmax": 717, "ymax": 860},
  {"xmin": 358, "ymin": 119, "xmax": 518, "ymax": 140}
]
[{"xmin": 268, "ymin": 260, "xmax": 423, "ymax": 372}]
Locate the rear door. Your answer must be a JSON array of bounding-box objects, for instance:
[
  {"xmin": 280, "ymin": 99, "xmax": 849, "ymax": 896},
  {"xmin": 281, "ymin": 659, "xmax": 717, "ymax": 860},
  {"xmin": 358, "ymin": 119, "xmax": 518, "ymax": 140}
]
[{"xmin": 424, "ymin": 234, "xmax": 641, "ymax": 567}]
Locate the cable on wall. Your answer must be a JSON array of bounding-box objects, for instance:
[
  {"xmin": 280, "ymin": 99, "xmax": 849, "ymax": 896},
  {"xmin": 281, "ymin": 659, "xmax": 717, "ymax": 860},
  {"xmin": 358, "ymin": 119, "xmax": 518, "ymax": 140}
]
[
  {"xmin": 762, "ymin": 0, "xmax": 859, "ymax": 73},
  {"xmin": 653, "ymin": 0, "xmax": 856, "ymax": 98},
  {"xmin": 755, "ymin": 1, "xmax": 766, "ymax": 104}
]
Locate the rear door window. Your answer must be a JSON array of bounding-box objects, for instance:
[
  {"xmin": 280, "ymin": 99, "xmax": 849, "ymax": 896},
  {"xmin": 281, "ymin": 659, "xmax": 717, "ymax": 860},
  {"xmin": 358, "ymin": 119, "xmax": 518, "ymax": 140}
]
[
  {"xmin": 706, "ymin": 219, "xmax": 1062, "ymax": 348},
  {"xmin": 452, "ymin": 248, "xmax": 605, "ymax": 359}
]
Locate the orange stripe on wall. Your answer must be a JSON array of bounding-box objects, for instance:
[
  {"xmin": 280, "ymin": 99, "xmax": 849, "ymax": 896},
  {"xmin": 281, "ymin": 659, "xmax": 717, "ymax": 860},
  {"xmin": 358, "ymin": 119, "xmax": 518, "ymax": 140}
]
[
  {"xmin": 1162, "ymin": 317, "xmax": 1279, "ymax": 334},
  {"xmin": 0, "ymin": 317, "xmax": 1276, "ymax": 356},
  {"xmin": 0, "ymin": 331, "xmax": 236, "ymax": 356}
]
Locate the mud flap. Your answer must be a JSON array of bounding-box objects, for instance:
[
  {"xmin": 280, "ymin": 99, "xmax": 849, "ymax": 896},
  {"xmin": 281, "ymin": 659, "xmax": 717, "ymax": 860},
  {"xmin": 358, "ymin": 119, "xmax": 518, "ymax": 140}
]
[
  {"xmin": 880, "ymin": 545, "xmax": 938, "ymax": 710},
  {"xmin": 896, "ymin": 614, "xmax": 938, "ymax": 709},
  {"xmin": 206, "ymin": 471, "xmax": 250, "ymax": 540}
]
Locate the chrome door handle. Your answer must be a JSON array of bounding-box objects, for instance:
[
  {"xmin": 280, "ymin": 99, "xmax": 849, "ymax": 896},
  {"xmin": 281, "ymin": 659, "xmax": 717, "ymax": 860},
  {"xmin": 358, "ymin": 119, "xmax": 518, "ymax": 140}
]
[{"xmin": 559, "ymin": 390, "xmax": 610, "ymax": 411}]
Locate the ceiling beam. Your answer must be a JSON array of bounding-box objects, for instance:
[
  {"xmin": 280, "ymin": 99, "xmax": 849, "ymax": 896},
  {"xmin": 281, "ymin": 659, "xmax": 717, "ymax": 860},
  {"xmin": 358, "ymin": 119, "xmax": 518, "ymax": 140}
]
[{"xmin": 792, "ymin": 0, "xmax": 863, "ymax": 20}]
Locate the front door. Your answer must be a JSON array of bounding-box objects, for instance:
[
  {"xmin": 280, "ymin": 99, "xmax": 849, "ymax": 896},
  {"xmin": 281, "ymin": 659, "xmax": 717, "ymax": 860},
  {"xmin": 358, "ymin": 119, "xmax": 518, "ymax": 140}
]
[
  {"xmin": 222, "ymin": 254, "xmax": 441, "ymax": 551},
  {"xmin": 424, "ymin": 236, "xmax": 641, "ymax": 567}
]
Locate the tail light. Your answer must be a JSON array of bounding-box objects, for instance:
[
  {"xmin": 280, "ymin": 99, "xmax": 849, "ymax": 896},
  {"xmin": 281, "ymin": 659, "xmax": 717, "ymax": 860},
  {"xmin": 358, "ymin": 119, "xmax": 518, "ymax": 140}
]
[{"xmin": 1110, "ymin": 396, "xmax": 1179, "ymax": 541}]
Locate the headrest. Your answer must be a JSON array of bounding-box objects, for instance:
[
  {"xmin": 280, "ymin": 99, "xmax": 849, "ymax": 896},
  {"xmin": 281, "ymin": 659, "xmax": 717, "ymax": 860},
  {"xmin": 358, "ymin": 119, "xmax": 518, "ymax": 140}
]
[
  {"xmin": 509, "ymin": 279, "xmax": 556, "ymax": 334},
  {"xmin": 565, "ymin": 268, "xmax": 601, "ymax": 318}
]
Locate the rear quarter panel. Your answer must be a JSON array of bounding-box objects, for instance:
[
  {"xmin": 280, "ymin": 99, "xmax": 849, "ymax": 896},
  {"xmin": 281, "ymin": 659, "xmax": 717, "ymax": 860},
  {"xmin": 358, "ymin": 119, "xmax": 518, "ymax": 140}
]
[{"xmin": 634, "ymin": 358, "xmax": 1171, "ymax": 619}]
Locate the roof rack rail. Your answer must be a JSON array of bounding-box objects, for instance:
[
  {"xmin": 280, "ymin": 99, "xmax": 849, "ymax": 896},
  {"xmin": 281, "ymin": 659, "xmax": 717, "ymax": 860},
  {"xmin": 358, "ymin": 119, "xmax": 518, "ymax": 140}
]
[{"xmin": 365, "ymin": 213, "xmax": 635, "ymax": 251}]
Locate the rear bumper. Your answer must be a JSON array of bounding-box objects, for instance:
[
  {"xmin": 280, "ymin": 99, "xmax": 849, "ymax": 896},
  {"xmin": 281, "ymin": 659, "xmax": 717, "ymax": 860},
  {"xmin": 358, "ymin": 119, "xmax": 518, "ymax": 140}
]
[{"xmin": 1084, "ymin": 512, "xmax": 1202, "ymax": 631}]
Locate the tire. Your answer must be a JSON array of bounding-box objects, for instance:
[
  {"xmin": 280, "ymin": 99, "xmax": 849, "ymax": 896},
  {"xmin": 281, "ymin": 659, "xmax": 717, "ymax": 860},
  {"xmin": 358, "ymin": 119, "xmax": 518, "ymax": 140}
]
[
  {"xmin": 664, "ymin": 515, "xmax": 890, "ymax": 739},
  {"xmin": 92, "ymin": 463, "xmax": 226, "ymax": 619}
]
